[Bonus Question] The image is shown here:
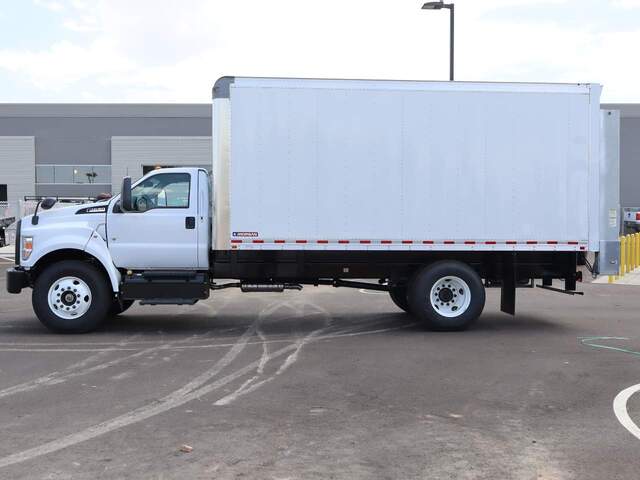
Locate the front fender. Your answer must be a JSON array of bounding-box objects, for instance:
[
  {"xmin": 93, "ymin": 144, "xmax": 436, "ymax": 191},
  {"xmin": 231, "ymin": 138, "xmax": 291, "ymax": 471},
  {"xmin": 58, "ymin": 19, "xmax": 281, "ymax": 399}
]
[
  {"xmin": 22, "ymin": 223, "xmax": 96, "ymax": 269},
  {"xmin": 83, "ymin": 228, "xmax": 121, "ymax": 292},
  {"xmin": 22, "ymin": 222, "xmax": 121, "ymax": 293}
]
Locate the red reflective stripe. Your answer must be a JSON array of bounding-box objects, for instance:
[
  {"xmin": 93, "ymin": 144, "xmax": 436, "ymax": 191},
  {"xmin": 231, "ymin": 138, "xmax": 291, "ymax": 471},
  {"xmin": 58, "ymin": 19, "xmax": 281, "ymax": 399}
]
[
  {"xmin": 296, "ymin": 240, "xmax": 307, "ymax": 244},
  {"xmin": 547, "ymin": 241, "xmax": 558, "ymax": 245},
  {"xmin": 231, "ymin": 239, "xmax": 243, "ymax": 244},
  {"xmin": 444, "ymin": 241, "xmax": 455, "ymax": 245},
  {"xmin": 317, "ymin": 240, "xmax": 329, "ymax": 244},
  {"xmin": 252, "ymin": 240, "xmax": 264, "ymax": 244},
  {"xmin": 274, "ymin": 240, "xmax": 285, "ymax": 244},
  {"xmin": 360, "ymin": 240, "xmax": 371, "ymax": 244},
  {"xmin": 526, "ymin": 241, "xmax": 538, "ymax": 245},
  {"xmin": 568, "ymin": 241, "xmax": 579, "ymax": 245},
  {"xmin": 485, "ymin": 241, "xmax": 496, "ymax": 245},
  {"xmin": 423, "ymin": 240, "xmax": 434, "ymax": 244},
  {"xmin": 464, "ymin": 241, "xmax": 476, "ymax": 245},
  {"xmin": 381, "ymin": 240, "xmax": 393, "ymax": 244},
  {"xmin": 402, "ymin": 240, "xmax": 413, "ymax": 244},
  {"xmin": 338, "ymin": 240, "xmax": 350, "ymax": 244},
  {"xmin": 506, "ymin": 241, "xmax": 517, "ymax": 245}
]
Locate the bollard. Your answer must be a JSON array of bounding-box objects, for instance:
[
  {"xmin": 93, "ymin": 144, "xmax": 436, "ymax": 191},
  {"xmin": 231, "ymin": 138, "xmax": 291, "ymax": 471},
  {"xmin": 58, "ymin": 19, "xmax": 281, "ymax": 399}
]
[
  {"xmin": 629, "ymin": 234, "xmax": 633, "ymax": 272},
  {"xmin": 636, "ymin": 233, "xmax": 640, "ymax": 270},
  {"xmin": 624, "ymin": 235, "xmax": 631, "ymax": 274},
  {"xmin": 629, "ymin": 234, "xmax": 634, "ymax": 272},
  {"xmin": 620, "ymin": 235, "xmax": 626, "ymax": 276},
  {"xmin": 625, "ymin": 235, "xmax": 633, "ymax": 273}
]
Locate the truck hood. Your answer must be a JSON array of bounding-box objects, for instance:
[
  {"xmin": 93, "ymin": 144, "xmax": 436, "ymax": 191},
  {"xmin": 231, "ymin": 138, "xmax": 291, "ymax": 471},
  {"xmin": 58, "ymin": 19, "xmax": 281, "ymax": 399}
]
[{"xmin": 21, "ymin": 201, "xmax": 110, "ymax": 237}]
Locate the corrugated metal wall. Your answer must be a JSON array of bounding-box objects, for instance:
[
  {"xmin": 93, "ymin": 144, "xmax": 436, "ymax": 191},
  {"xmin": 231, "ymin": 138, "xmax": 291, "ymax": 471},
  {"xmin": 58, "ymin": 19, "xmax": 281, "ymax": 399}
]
[
  {"xmin": 0, "ymin": 136, "xmax": 35, "ymax": 205},
  {"xmin": 111, "ymin": 136, "xmax": 211, "ymax": 194}
]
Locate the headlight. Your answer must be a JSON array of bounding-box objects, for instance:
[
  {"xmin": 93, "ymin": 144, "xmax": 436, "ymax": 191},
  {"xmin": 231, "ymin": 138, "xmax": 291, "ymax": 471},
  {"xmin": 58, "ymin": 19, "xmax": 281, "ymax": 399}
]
[{"xmin": 22, "ymin": 236, "xmax": 33, "ymax": 261}]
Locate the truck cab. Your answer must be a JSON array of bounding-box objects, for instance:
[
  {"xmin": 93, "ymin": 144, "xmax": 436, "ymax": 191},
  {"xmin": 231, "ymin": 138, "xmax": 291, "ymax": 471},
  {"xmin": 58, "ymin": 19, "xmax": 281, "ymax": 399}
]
[{"xmin": 8, "ymin": 167, "xmax": 211, "ymax": 332}]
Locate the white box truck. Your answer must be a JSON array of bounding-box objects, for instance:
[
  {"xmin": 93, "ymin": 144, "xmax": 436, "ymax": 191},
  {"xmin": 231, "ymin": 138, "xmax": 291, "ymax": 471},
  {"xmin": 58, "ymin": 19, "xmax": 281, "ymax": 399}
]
[{"xmin": 7, "ymin": 77, "xmax": 620, "ymax": 333}]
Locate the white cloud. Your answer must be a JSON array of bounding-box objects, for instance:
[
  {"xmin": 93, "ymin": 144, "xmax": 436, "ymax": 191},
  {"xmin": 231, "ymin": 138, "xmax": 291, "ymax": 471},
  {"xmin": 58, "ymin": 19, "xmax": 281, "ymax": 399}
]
[
  {"xmin": 3, "ymin": 0, "xmax": 640, "ymax": 102},
  {"xmin": 612, "ymin": 0, "xmax": 640, "ymax": 7},
  {"xmin": 33, "ymin": 0, "xmax": 64, "ymax": 12}
]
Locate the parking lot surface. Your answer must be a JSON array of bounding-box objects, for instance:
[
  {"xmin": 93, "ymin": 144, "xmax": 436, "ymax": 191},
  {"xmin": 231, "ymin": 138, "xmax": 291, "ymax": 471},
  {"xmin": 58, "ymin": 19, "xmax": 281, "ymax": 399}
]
[{"xmin": 2, "ymin": 264, "xmax": 640, "ymax": 479}]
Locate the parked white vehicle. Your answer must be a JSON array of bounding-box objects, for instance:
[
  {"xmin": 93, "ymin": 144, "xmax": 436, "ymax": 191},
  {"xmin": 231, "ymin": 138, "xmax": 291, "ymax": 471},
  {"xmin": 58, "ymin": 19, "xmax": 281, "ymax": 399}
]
[{"xmin": 7, "ymin": 77, "xmax": 621, "ymax": 333}]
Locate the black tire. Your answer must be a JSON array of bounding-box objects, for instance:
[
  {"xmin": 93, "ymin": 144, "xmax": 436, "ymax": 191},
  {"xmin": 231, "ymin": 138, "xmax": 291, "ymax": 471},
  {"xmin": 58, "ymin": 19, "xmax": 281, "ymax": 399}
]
[
  {"xmin": 389, "ymin": 285, "xmax": 411, "ymax": 313},
  {"xmin": 109, "ymin": 300, "xmax": 134, "ymax": 316},
  {"xmin": 32, "ymin": 260, "xmax": 111, "ymax": 333},
  {"xmin": 407, "ymin": 260, "xmax": 485, "ymax": 331}
]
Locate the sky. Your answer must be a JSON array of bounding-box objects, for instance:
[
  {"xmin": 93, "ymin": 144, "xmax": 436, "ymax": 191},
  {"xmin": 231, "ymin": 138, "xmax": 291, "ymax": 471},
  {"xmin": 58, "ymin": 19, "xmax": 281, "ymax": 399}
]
[{"xmin": 0, "ymin": 0, "xmax": 638, "ymax": 103}]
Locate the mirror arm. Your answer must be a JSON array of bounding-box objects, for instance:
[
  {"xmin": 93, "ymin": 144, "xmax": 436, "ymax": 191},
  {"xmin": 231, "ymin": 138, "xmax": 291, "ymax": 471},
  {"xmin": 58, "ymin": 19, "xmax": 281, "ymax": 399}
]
[{"xmin": 31, "ymin": 200, "xmax": 42, "ymax": 225}]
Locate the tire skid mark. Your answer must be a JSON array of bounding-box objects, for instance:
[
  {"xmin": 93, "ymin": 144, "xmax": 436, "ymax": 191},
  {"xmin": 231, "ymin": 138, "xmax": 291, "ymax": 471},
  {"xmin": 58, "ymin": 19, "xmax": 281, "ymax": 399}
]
[
  {"xmin": 0, "ymin": 332, "xmax": 207, "ymax": 400},
  {"xmin": 0, "ymin": 304, "xmax": 410, "ymax": 468},
  {"xmin": 0, "ymin": 333, "xmax": 298, "ymax": 469},
  {"xmin": 0, "ymin": 334, "xmax": 141, "ymax": 400},
  {"xmin": 0, "ymin": 319, "xmax": 415, "ymax": 353},
  {"xmin": 0, "ymin": 302, "xmax": 269, "ymax": 469},
  {"xmin": 214, "ymin": 301, "xmax": 312, "ymax": 406},
  {"xmin": 214, "ymin": 300, "xmax": 333, "ymax": 406}
]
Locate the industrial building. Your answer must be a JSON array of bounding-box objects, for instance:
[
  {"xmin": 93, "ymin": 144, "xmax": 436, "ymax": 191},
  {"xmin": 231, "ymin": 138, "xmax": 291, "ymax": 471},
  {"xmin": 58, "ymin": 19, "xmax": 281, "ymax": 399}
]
[
  {"xmin": 0, "ymin": 104, "xmax": 211, "ymax": 208},
  {"xmin": 0, "ymin": 101, "xmax": 638, "ymax": 210}
]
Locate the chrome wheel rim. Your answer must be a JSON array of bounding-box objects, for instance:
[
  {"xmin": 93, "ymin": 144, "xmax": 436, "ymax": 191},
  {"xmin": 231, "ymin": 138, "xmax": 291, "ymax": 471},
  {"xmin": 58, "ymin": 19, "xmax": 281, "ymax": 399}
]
[
  {"xmin": 48, "ymin": 276, "xmax": 92, "ymax": 320},
  {"xmin": 429, "ymin": 276, "xmax": 471, "ymax": 318}
]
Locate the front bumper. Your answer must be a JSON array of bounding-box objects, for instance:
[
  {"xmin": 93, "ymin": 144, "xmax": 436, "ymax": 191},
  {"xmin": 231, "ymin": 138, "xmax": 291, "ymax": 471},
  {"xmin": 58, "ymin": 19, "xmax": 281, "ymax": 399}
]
[{"xmin": 6, "ymin": 268, "xmax": 29, "ymax": 294}]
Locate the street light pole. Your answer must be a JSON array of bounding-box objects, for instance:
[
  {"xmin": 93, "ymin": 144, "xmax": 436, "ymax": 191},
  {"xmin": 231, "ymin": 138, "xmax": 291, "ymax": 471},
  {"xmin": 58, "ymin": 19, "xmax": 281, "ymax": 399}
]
[{"xmin": 421, "ymin": 1, "xmax": 455, "ymax": 81}]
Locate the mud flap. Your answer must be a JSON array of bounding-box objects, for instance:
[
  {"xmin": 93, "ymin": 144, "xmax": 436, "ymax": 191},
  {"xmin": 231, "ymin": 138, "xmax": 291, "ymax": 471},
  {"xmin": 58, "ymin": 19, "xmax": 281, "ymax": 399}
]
[{"xmin": 500, "ymin": 253, "xmax": 516, "ymax": 315}]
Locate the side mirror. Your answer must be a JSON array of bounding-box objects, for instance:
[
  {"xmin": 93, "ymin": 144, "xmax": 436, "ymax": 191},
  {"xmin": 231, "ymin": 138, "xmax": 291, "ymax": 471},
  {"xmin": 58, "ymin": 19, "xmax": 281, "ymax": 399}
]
[
  {"xmin": 121, "ymin": 177, "xmax": 133, "ymax": 212},
  {"xmin": 40, "ymin": 197, "xmax": 57, "ymax": 210}
]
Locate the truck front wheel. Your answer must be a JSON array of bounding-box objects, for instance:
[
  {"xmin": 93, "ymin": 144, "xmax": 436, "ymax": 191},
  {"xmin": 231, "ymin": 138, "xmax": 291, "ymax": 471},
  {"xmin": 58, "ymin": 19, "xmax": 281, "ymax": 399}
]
[
  {"xmin": 408, "ymin": 261, "xmax": 485, "ymax": 331},
  {"xmin": 32, "ymin": 260, "xmax": 111, "ymax": 333}
]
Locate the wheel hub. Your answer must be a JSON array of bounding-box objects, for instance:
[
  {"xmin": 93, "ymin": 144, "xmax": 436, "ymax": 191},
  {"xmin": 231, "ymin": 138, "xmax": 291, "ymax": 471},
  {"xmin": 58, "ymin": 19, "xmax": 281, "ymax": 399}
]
[
  {"xmin": 61, "ymin": 291, "xmax": 77, "ymax": 306},
  {"xmin": 430, "ymin": 276, "xmax": 472, "ymax": 318},
  {"xmin": 438, "ymin": 288, "xmax": 454, "ymax": 303},
  {"xmin": 48, "ymin": 276, "xmax": 92, "ymax": 320}
]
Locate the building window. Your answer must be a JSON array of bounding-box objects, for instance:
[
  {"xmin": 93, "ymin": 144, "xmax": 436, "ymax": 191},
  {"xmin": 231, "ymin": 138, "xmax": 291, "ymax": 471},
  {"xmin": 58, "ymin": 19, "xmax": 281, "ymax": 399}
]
[
  {"xmin": 36, "ymin": 165, "xmax": 111, "ymax": 185},
  {"xmin": 0, "ymin": 184, "xmax": 7, "ymax": 202}
]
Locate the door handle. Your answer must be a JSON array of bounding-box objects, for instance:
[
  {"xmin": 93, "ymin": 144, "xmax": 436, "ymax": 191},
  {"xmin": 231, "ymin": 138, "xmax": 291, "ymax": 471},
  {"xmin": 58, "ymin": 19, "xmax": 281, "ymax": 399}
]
[{"xmin": 185, "ymin": 216, "xmax": 196, "ymax": 229}]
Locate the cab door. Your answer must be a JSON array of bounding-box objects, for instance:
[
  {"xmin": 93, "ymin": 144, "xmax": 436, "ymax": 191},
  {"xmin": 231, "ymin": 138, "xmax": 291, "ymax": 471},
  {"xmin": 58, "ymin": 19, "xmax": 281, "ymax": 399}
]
[{"xmin": 107, "ymin": 171, "xmax": 199, "ymax": 269}]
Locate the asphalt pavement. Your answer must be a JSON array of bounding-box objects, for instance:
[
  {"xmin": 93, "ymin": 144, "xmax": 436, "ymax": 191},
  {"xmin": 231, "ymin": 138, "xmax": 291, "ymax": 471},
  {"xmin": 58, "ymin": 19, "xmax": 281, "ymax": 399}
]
[{"xmin": 1, "ymin": 262, "xmax": 640, "ymax": 479}]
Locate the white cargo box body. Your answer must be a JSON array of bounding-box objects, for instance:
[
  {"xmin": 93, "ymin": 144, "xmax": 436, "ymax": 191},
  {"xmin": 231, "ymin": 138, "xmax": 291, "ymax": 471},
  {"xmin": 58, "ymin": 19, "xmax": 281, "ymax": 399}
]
[{"xmin": 212, "ymin": 77, "xmax": 609, "ymax": 254}]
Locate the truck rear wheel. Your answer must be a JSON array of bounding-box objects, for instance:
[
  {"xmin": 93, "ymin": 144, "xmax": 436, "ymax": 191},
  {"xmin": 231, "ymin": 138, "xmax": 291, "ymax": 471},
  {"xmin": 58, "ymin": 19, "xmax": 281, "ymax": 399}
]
[
  {"xmin": 389, "ymin": 285, "xmax": 410, "ymax": 313},
  {"xmin": 32, "ymin": 260, "xmax": 111, "ymax": 333},
  {"xmin": 408, "ymin": 261, "xmax": 485, "ymax": 331}
]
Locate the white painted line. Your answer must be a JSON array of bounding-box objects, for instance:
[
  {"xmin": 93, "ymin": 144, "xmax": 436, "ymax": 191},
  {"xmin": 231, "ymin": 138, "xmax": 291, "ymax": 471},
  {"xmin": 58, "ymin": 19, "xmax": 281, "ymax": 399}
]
[
  {"xmin": 614, "ymin": 384, "xmax": 640, "ymax": 440},
  {"xmin": 581, "ymin": 337, "xmax": 640, "ymax": 441}
]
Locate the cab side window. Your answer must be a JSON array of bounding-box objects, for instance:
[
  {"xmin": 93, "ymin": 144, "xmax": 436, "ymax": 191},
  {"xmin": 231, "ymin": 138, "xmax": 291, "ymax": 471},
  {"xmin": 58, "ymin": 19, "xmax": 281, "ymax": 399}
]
[{"xmin": 130, "ymin": 173, "xmax": 190, "ymax": 212}]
